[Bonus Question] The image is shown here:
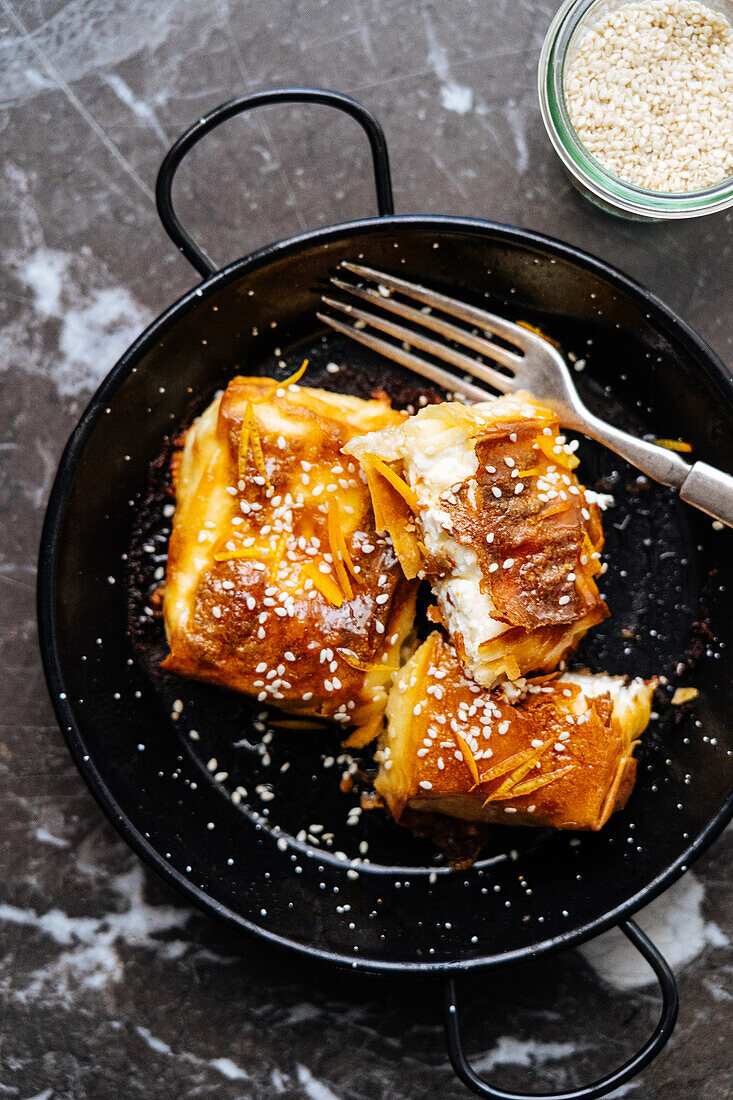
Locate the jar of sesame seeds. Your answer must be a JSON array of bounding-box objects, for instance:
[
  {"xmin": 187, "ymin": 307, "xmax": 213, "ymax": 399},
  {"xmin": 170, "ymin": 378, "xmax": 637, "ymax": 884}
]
[{"xmin": 538, "ymin": 0, "xmax": 733, "ymax": 219}]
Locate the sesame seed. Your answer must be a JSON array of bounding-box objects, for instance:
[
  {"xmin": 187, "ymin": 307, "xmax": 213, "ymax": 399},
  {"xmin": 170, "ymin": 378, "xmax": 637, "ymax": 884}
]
[{"xmin": 565, "ymin": 0, "xmax": 733, "ymax": 193}]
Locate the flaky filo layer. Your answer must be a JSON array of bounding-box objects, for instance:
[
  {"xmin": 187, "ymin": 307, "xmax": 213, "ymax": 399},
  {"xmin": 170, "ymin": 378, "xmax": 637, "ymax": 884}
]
[
  {"xmin": 163, "ymin": 376, "xmax": 418, "ymax": 740},
  {"xmin": 375, "ymin": 632, "xmax": 655, "ymax": 832},
  {"xmin": 345, "ymin": 392, "xmax": 609, "ymax": 689}
]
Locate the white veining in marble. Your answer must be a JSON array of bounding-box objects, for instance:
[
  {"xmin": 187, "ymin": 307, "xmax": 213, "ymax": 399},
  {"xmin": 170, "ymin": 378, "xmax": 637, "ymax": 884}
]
[
  {"xmin": 423, "ymin": 8, "xmax": 474, "ymax": 115},
  {"xmin": 0, "ymin": 0, "xmax": 181, "ymax": 106},
  {"xmin": 102, "ymin": 73, "xmax": 170, "ymax": 145},
  {"xmin": 580, "ymin": 872, "xmax": 729, "ymax": 991},
  {"xmin": 33, "ymin": 827, "xmax": 70, "ymax": 849},
  {"xmin": 136, "ymin": 1026, "xmax": 250, "ymax": 1081},
  {"xmin": 1, "ymin": 864, "xmax": 190, "ymax": 1005},
  {"xmin": 296, "ymin": 1063, "xmax": 341, "ymax": 1100},
  {"xmin": 440, "ymin": 82, "xmax": 474, "ymax": 115},
  {"xmin": 2, "ymin": 167, "xmax": 154, "ymax": 398},
  {"xmin": 472, "ymin": 1036, "xmax": 582, "ymax": 1075}
]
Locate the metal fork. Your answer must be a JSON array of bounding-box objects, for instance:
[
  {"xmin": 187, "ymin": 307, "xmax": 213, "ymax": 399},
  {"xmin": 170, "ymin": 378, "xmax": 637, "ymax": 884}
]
[{"xmin": 318, "ymin": 262, "xmax": 733, "ymax": 528}]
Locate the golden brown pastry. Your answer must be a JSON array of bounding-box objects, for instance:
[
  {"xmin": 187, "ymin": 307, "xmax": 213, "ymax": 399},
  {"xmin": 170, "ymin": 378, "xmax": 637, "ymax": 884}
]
[
  {"xmin": 375, "ymin": 632, "xmax": 654, "ymax": 832},
  {"xmin": 345, "ymin": 392, "xmax": 609, "ymax": 688},
  {"xmin": 162, "ymin": 371, "xmax": 418, "ymax": 739}
]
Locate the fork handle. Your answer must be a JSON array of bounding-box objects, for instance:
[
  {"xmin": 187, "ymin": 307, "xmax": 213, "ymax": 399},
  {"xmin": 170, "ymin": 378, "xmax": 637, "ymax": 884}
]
[
  {"xmin": 579, "ymin": 413, "xmax": 733, "ymax": 528},
  {"xmin": 679, "ymin": 461, "xmax": 733, "ymax": 528}
]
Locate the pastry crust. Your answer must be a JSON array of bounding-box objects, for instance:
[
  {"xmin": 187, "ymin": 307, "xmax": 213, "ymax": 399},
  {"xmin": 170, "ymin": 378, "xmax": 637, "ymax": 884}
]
[
  {"xmin": 345, "ymin": 392, "xmax": 609, "ymax": 688},
  {"xmin": 162, "ymin": 375, "xmax": 418, "ymax": 737},
  {"xmin": 375, "ymin": 632, "xmax": 654, "ymax": 831}
]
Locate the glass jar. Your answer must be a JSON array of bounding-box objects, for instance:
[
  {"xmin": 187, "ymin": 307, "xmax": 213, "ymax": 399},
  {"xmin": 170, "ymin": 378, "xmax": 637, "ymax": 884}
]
[{"xmin": 537, "ymin": 0, "xmax": 733, "ymax": 221}]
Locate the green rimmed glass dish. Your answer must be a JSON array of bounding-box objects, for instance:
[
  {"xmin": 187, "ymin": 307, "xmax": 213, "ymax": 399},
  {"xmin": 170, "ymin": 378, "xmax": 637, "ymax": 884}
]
[{"xmin": 538, "ymin": 0, "xmax": 733, "ymax": 221}]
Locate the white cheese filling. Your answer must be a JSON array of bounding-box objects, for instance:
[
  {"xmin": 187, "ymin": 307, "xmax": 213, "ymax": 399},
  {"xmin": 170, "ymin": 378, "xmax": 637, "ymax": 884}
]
[
  {"xmin": 402, "ymin": 430, "xmax": 508, "ymax": 664},
  {"xmin": 560, "ymin": 671, "xmax": 650, "ymax": 725}
]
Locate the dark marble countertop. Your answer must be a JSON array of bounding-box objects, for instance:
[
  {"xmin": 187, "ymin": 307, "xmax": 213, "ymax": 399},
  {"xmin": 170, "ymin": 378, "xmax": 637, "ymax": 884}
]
[{"xmin": 1, "ymin": 2, "xmax": 731, "ymax": 1098}]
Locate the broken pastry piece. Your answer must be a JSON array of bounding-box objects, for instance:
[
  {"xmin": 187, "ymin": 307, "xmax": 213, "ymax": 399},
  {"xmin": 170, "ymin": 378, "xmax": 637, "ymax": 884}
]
[
  {"xmin": 375, "ymin": 632, "xmax": 654, "ymax": 832},
  {"xmin": 345, "ymin": 392, "xmax": 609, "ymax": 689},
  {"xmin": 162, "ymin": 371, "xmax": 418, "ymax": 740}
]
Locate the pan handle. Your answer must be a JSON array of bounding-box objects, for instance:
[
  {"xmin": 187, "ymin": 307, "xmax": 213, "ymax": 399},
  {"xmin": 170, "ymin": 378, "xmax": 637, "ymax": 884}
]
[
  {"xmin": 155, "ymin": 87, "xmax": 394, "ymax": 278},
  {"xmin": 443, "ymin": 920, "xmax": 678, "ymax": 1100}
]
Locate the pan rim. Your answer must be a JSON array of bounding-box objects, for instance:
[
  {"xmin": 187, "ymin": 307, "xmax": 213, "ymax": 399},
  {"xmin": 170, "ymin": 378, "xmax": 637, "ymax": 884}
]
[{"xmin": 38, "ymin": 213, "xmax": 733, "ymax": 975}]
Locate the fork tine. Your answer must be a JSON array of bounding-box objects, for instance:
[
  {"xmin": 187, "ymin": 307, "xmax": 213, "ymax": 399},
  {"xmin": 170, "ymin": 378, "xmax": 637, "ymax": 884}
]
[
  {"xmin": 329, "ymin": 277, "xmax": 523, "ymax": 375},
  {"xmin": 340, "ymin": 262, "xmax": 533, "ymax": 349},
  {"xmin": 321, "ymin": 296, "xmax": 518, "ymax": 396},
  {"xmin": 316, "ymin": 312, "xmax": 494, "ymax": 404}
]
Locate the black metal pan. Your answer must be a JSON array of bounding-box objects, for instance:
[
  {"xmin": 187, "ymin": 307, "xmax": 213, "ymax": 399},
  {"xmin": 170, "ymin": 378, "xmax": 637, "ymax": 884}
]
[{"xmin": 38, "ymin": 89, "xmax": 733, "ymax": 1100}]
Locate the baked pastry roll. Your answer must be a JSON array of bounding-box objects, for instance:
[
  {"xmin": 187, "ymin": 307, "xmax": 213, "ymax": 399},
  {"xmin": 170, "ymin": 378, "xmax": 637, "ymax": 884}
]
[
  {"xmin": 162, "ymin": 372, "xmax": 417, "ymax": 739},
  {"xmin": 375, "ymin": 632, "xmax": 654, "ymax": 832},
  {"xmin": 345, "ymin": 392, "xmax": 609, "ymax": 688}
]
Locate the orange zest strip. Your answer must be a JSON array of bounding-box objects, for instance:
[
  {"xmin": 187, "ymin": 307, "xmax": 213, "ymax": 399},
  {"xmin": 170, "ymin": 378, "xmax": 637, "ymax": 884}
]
[
  {"xmin": 327, "ymin": 502, "xmax": 354, "ymax": 601},
  {"xmin": 363, "ymin": 454, "xmax": 419, "ymax": 512},
  {"xmin": 237, "ymin": 400, "xmax": 252, "ymax": 481},
  {"xmin": 581, "ymin": 532, "xmax": 597, "ymax": 557},
  {"xmin": 515, "ymin": 320, "xmax": 562, "ymax": 352},
  {"xmin": 214, "ymin": 547, "xmax": 270, "ymax": 562},
  {"xmin": 259, "ymin": 359, "xmax": 309, "ymax": 397},
  {"xmin": 279, "ymin": 358, "xmax": 308, "ymax": 388},
  {"xmin": 330, "ymin": 514, "xmax": 358, "ymax": 583},
  {"xmin": 484, "ymin": 751, "xmax": 552, "ymax": 802},
  {"xmin": 269, "ymin": 533, "xmax": 288, "ymax": 579},
  {"xmin": 301, "ymin": 561, "xmax": 343, "ymax": 607},
  {"xmin": 654, "ymin": 438, "xmax": 692, "ymax": 453},
  {"xmin": 509, "ymin": 765, "xmax": 574, "ymax": 798},
  {"xmin": 247, "ymin": 405, "xmax": 271, "ymax": 489},
  {"xmin": 340, "ymin": 538, "xmax": 358, "ymax": 583},
  {"xmin": 580, "ymin": 531, "xmax": 603, "ymax": 575},
  {"xmin": 478, "ymin": 738, "xmax": 553, "ymax": 786},
  {"xmin": 536, "ymin": 434, "xmax": 580, "ymax": 470},
  {"xmin": 541, "ymin": 500, "xmax": 574, "ymax": 520},
  {"xmin": 517, "ymin": 466, "xmax": 540, "ymax": 478},
  {"xmin": 363, "ymin": 466, "xmax": 388, "ymax": 531},
  {"xmin": 450, "ymin": 730, "xmax": 480, "ymax": 787},
  {"xmin": 336, "ymin": 648, "xmax": 398, "ymax": 673}
]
